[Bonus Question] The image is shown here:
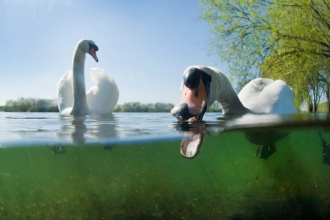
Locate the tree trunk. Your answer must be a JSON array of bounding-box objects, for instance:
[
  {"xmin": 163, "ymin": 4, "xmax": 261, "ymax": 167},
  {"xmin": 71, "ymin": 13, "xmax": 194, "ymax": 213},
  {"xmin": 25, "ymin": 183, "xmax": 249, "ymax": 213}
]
[
  {"xmin": 313, "ymin": 99, "xmax": 317, "ymax": 112},
  {"xmin": 327, "ymin": 86, "xmax": 330, "ymax": 113},
  {"xmin": 308, "ymin": 101, "xmax": 313, "ymax": 112}
]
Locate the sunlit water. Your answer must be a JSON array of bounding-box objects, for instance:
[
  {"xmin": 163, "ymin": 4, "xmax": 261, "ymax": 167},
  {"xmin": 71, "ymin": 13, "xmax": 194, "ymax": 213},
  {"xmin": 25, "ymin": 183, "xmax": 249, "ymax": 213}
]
[{"xmin": 0, "ymin": 112, "xmax": 330, "ymax": 219}]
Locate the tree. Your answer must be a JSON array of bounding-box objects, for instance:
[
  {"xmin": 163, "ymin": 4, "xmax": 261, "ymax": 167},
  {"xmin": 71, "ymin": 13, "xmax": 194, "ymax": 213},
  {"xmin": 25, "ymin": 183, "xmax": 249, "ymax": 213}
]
[
  {"xmin": 199, "ymin": 0, "xmax": 275, "ymax": 90},
  {"xmin": 19, "ymin": 99, "xmax": 33, "ymax": 112},
  {"xmin": 113, "ymin": 105, "xmax": 122, "ymax": 112},
  {"xmin": 199, "ymin": 0, "xmax": 330, "ymax": 111},
  {"xmin": 262, "ymin": 49, "xmax": 329, "ymax": 111},
  {"xmin": 112, "ymin": 102, "xmax": 174, "ymax": 112}
]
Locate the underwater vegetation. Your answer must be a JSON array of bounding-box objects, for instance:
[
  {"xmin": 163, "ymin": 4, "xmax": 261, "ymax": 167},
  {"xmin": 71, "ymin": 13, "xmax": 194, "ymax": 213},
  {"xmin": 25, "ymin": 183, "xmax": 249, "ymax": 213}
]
[{"xmin": 0, "ymin": 127, "xmax": 330, "ymax": 219}]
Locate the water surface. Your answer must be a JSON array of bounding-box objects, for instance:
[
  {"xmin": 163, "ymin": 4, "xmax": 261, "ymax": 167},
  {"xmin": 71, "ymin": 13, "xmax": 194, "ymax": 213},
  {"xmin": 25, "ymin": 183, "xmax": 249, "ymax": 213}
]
[{"xmin": 0, "ymin": 112, "xmax": 330, "ymax": 219}]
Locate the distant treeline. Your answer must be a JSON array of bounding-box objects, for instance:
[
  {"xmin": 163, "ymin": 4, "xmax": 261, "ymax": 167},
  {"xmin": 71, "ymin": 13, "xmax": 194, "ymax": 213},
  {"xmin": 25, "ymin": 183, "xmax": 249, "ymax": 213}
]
[
  {"xmin": 0, "ymin": 98, "xmax": 58, "ymax": 112},
  {"xmin": 0, "ymin": 98, "xmax": 222, "ymax": 113},
  {"xmin": 113, "ymin": 101, "xmax": 221, "ymax": 112},
  {"xmin": 113, "ymin": 102, "xmax": 174, "ymax": 112}
]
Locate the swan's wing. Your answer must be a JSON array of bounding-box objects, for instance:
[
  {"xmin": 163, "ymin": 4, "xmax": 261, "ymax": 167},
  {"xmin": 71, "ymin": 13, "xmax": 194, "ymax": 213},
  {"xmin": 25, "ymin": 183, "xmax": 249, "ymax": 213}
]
[
  {"xmin": 238, "ymin": 78, "xmax": 296, "ymax": 114},
  {"xmin": 238, "ymin": 78, "xmax": 273, "ymax": 106},
  {"xmin": 264, "ymin": 80, "xmax": 296, "ymax": 114},
  {"xmin": 86, "ymin": 68, "xmax": 119, "ymax": 114},
  {"xmin": 57, "ymin": 70, "xmax": 73, "ymax": 115}
]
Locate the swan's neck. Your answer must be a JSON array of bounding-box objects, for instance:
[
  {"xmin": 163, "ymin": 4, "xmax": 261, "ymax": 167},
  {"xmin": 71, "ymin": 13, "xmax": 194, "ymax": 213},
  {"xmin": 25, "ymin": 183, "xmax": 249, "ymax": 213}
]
[
  {"xmin": 71, "ymin": 49, "xmax": 89, "ymax": 115},
  {"xmin": 214, "ymin": 72, "xmax": 249, "ymax": 115}
]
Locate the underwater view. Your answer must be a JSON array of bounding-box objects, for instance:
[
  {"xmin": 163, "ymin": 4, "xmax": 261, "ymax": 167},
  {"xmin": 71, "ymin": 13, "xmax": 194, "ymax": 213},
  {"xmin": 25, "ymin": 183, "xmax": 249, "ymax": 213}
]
[{"xmin": 0, "ymin": 112, "xmax": 330, "ymax": 219}]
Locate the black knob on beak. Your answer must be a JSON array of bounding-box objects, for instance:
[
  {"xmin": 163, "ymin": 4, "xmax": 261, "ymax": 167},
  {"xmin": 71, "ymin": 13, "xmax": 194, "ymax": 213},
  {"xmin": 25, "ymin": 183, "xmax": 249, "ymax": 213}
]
[{"xmin": 172, "ymin": 103, "xmax": 195, "ymax": 121}]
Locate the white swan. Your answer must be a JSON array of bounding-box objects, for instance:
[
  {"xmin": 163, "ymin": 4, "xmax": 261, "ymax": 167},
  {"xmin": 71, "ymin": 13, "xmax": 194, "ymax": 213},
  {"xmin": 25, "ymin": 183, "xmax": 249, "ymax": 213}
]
[
  {"xmin": 173, "ymin": 65, "xmax": 297, "ymax": 158},
  {"xmin": 171, "ymin": 65, "xmax": 296, "ymax": 121},
  {"xmin": 57, "ymin": 39, "xmax": 119, "ymax": 115}
]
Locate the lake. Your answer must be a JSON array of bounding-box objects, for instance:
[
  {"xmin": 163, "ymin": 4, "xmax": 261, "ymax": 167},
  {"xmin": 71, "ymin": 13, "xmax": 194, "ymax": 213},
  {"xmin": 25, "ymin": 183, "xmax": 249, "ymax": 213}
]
[{"xmin": 0, "ymin": 112, "xmax": 330, "ymax": 219}]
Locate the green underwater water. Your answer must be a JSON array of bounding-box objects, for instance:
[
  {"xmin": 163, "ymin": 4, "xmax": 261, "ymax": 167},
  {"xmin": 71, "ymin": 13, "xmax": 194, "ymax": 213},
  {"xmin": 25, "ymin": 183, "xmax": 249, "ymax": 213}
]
[{"xmin": 0, "ymin": 127, "xmax": 330, "ymax": 219}]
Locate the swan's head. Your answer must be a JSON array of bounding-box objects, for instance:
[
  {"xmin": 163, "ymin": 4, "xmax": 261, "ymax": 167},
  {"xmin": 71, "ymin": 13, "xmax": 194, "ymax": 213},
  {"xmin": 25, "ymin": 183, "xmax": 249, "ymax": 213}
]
[
  {"xmin": 171, "ymin": 68, "xmax": 211, "ymax": 122},
  {"xmin": 77, "ymin": 39, "xmax": 99, "ymax": 62}
]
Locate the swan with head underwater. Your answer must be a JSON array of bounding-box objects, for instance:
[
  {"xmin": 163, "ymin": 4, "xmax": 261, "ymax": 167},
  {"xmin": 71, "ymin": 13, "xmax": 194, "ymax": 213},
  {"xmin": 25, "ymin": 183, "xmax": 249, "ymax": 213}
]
[
  {"xmin": 171, "ymin": 65, "xmax": 296, "ymax": 121},
  {"xmin": 57, "ymin": 39, "xmax": 119, "ymax": 115},
  {"xmin": 171, "ymin": 65, "xmax": 297, "ymax": 158}
]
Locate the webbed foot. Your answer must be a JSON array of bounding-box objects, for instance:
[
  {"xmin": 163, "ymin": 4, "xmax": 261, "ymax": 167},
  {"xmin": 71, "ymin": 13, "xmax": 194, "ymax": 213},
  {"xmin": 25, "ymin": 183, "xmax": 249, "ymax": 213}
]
[
  {"xmin": 49, "ymin": 144, "xmax": 66, "ymax": 155},
  {"xmin": 255, "ymin": 143, "xmax": 276, "ymax": 160},
  {"xmin": 318, "ymin": 132, "xmax": 330, "ymax": 165},
  {"xmin": 104, "ymin": 144, "xmax": 116, "ymax": 150}
]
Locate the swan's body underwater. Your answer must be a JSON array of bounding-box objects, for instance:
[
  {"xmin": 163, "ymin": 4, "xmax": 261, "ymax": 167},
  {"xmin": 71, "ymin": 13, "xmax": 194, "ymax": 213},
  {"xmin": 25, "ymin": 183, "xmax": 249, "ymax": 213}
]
[
  {"xmin": 57, "ymin": 39, "xmax": 119, "ymax": 115},
  {"xmin": 171, "ymin": 65, "xmax": 296, "ymax": 121}
]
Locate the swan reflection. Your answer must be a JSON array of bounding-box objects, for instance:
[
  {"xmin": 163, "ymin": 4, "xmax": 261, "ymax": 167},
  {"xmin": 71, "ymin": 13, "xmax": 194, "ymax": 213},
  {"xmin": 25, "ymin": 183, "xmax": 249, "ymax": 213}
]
[
  {"xmin": 177, "ymin": 114, "xmax": 330, "ymax": 164},
  {"xmin": 175, "ymin": 115, "xmax": 293, "ymax": 159},
  {"xmin": 178, "ymin": 126, "xmax": 290, "ymax": 159},
  {"xmin": 56, "ymin": 114, "xmax": 118, "ymax": 146}
]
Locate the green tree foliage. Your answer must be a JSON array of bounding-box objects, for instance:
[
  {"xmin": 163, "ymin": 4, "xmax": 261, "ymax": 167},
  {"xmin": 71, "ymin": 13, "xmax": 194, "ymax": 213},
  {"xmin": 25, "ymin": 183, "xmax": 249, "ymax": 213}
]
[
  {"xmin": 112, "ymin": 102, "xmax": 174, "ymax": 112},
  {"xmin": 0, "ymin": 98, "xmax": 224, "ymax": 113},
  {"xmin": 199, "ymin": 0, "xmax": 330, "ymax": 111},
  {"xmin": 0, "ymin": 99, "xmax": 175, "ymax": 113},
  {"xmin": 199, "ymin": 0, "xmax": 275, "ymax": 90},
  {"xmin": 1, "ymin": 98, "xmax": 58, "ymax": 112},
  {"xmin": 207, "ymin": 101, "xmax": 222, "ymax": 112},
  {"xmin": 113, "ymin": 102, "xmax": 222, "ymax": 113},
  {"xmin": 1, "ymin": 99, "xmax": 175, "ymax": 113}
]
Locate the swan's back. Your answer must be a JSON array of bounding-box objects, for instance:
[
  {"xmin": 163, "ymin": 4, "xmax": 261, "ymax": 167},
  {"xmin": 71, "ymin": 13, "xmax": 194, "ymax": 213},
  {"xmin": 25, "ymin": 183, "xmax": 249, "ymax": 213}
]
[
  {"xmin": 86, "ymin": 68, "xmax": 119, "ymax": 114},
  {"xmin": 238, "ymin": 78, "xmax": 296, "ymax": 114}
]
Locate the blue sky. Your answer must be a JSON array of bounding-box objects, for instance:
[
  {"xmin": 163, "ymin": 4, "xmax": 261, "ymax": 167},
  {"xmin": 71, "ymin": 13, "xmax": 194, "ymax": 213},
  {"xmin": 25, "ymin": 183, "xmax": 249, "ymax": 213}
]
[{"xmin": 0, "ymin": 0, "xmax": 227, "ymax": 105}]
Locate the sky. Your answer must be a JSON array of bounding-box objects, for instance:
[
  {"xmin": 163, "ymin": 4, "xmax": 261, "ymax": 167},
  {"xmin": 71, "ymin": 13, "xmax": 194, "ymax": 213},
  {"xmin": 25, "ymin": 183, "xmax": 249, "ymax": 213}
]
[{"xmin": 0, "ymin": 0, "xmax": 228, "ymax": 106}]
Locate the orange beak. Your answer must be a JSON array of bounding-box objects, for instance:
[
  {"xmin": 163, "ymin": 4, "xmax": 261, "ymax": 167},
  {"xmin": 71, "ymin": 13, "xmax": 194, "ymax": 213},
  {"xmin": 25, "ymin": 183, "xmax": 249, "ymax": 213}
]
[
  {"xmin": 170, "ymin": 80, "xmax": 208, "ymax": 121},
  {"xmin": 89, "ymin": 47, "xmax": 99, "ymax": 62}
]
